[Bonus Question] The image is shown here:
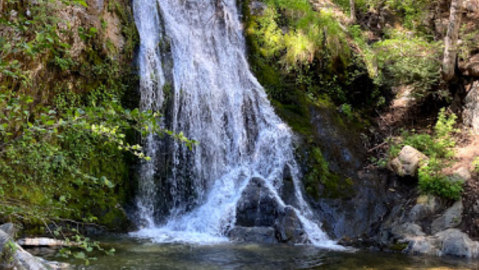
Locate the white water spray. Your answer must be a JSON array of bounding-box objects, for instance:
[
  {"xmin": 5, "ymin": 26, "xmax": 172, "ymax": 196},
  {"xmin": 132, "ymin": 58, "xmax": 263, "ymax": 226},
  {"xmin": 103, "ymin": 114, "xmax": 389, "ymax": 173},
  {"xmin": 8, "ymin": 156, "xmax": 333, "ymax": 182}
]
[{"xmin": 131, "ymin": 0, "xmax": 341, "ymax": 249}]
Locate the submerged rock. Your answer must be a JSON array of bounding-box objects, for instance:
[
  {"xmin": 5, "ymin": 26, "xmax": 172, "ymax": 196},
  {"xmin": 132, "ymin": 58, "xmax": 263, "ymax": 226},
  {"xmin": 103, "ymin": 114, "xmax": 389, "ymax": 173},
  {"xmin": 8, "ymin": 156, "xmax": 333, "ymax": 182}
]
[{"xmin": 228, "ymin": 226, "xmax": 277, "ymax": 244}]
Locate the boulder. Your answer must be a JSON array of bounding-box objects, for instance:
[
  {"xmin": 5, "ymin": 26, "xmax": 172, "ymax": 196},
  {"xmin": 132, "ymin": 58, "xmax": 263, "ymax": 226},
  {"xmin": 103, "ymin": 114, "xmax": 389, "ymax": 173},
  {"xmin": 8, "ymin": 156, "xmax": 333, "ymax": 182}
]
[
  {"xmin": 390, "ymin": 222, "xmax": 425, "ymax": 240},
  {"xmin": 436, "ymin": 229, "xmax": 479, "ymax": 258},
  {"xmin": 274, "ymin": 206, "xmax": 308, "ymax": 244},
  {"xmin": 389, "ymin": 146, "xmax": 428, "ymax": 177},
  {"xmin": 406, "ymin": 229, "xmax": 479, "ymax": 258},
  {"xmin": 228, "ymin": 226, "xmax": 277, "ymax": 244},
  {"xmin": 405, "ymin": 236, "xmax": 440, "ymax": 256},
  {"xmin": 408, "ymin": 195, "xmax": 441, "ymax": 222},
  {"xmin": 431, "ymin": 200, "xmax": 463, "ymax": 234},
  {"xmin": 234, "ymin": 177, "xmax": 308, "ymax": 244},
  {"xmin": 235, "ymin": 177, "xmax": 281, "ymax": 227},
  {"xmin": 450, "ymin": 167, "xmax": 472, "ymax": 183}
]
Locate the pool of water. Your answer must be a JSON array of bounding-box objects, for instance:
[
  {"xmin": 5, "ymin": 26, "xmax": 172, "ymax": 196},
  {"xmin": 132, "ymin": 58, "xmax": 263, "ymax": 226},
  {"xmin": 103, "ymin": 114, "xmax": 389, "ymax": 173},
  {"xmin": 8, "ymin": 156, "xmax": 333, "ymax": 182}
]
[{"xmin": 37, "ymin": 236, "xmax": 479, "ymax": 270}]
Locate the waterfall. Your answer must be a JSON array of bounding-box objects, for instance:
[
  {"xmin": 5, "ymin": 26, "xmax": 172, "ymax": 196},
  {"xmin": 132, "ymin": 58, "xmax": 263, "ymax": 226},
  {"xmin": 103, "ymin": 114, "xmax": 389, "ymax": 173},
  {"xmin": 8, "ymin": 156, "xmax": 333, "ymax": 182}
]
[{"xmin": 131, "ymin": 0, "xmax": 341, "ymax": 248}]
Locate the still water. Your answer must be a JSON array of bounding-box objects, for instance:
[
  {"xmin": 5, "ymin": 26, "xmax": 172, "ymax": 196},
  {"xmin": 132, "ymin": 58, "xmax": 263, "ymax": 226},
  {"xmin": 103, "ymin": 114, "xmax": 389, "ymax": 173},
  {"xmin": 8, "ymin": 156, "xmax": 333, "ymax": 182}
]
[{"xmin": 40, "ymin": 236, "xmax": 479, "ymax": 270}]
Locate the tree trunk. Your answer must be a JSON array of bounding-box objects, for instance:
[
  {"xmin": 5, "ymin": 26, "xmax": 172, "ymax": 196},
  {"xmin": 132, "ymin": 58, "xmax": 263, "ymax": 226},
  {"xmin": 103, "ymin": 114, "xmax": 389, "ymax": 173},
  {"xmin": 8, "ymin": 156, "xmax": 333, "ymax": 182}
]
[
  {"xmin": 350, "ymin": 0, "xmax": 356, "ymax": 24},
  {"xmin": 442, "ymin": 0, "xmax": 463, "ymax": 81}
]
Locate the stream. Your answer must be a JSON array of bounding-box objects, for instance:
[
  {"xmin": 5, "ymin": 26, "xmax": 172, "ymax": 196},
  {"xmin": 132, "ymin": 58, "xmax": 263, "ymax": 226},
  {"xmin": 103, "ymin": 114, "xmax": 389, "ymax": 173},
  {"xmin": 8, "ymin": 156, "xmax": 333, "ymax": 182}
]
[{"xmin": 33, "ymin": 236, "xmax": 479, "ymax": 270}]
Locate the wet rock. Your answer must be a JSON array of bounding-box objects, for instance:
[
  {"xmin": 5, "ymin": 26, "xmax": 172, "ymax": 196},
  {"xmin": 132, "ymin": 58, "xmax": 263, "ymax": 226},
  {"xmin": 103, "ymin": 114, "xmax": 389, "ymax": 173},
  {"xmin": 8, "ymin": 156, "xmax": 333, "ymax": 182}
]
[
  {"xmin": 436, "ymin": 229, "xmax": 479, "ymax": 258},
  {"xmin": 274, "ymin": 206, "xmax": 308, "ymax": 244},
  {"xmin": 235, "ymin": 178, "xmax": 308, "ymax": 244},
  {"xmin": 408, "ymin": 195, "xmax": 441, "ymax": 222},
  {"xmin": 389, "ymin": 146, "xmax": 429, "ymax": 177},
  {"xmin": 431, "ymin": 200, "xmax": 463, "ymax": 234},
  {"xmin": 235, "ymin": 177, "xmax": 281, "ymax": 227},
  {"xmin": 280, "ymin": 165, "xmax": 298, "ymax": 207},
  {"xmin": 228, "ymin": 226, "xmax": 277, "ymax": 244}
]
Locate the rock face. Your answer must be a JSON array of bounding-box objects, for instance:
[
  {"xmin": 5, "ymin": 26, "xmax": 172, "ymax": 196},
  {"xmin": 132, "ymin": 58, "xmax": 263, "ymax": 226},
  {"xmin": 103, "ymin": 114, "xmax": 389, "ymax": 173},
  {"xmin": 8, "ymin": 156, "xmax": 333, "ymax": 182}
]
[
  {"xmin": 231, "ymin": 177, "xmax": 308, "ymax": 244},
  {"xmin": 463, "ymin": 81, "xmax": 479, "ymax": 132},
  {"xmin": 274, "ymin": 206, "xmax": 308, "ymax": 244},
  {"xmin": 431, "ymin": 200, "xmax": 463, "ymax": 234},
  {"xmin": 389, "ymin": 146, "xmax": 429, "ymax": 177},
  {"xmin": 408, "ymin": 195, "xmax": 441, "ymax": 222}
]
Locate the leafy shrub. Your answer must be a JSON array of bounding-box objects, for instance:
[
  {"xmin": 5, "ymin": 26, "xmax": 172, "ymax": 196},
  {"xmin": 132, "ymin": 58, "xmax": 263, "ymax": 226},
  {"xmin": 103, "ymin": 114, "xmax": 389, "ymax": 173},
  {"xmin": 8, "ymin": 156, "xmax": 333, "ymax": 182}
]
[
  {"xmin": 389, "ymin": 109, "xmax": 461, "ymax": 199},
  {"xmin": 418, "ymin": 157, "xmax": 463, "ymax": 200},
  {"xmin": 373, "ymin": 30, "xmax": 442, "ymax": 97}
]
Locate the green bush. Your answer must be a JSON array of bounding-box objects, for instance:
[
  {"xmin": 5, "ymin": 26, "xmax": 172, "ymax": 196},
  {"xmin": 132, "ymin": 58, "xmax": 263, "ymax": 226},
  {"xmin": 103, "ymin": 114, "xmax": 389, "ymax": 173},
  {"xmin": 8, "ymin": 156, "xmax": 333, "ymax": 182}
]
[
  {"xmin": 418, "ymin": 157, "xmax": 463, "ymax": 200},
  {"xmin": 389, "ymin": 109, "xmax": 461, "ymax": 200},
  {"xmin": 373, "ymin": 30, "xmax": 442, "ymax": 97}
]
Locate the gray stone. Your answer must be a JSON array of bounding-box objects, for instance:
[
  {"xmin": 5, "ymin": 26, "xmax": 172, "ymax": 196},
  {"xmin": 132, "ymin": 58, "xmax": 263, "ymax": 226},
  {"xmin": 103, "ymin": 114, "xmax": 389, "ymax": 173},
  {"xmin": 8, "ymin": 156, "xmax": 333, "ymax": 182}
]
[
  {"xmin": 451, "ymin": 167, "xmax": 472, "ymax": 182},
  {"xmin": 405, "ymin": 236, "xmax": 440, "ymax": 256},
  {"xmin": 234, "ymin": 177, "xmax": 307, "ymax": 244},
  {"xmin": 228, "ymin": 226, "xmax": 277, "ymax": 244},
  {"xmin": 436, "ymin": 229, "xmax": 479, "ymax": 258},
  {"xmin": 0, "ymin": 223, "xmax": 21, "ymax": 238},
  {"xmin": 235, "ymin": 177, "xmax": 282, "ymax": 227},
  {"xmin": 431, "ymin": 200, "xmax": 463, "ymax": 234},
  {"xmin": 274, "ymin": 206, "xmax": 308, "ymax": 244},
  {"xmin": 0, "ymin": 230, "xmax": 51, "ymax": 270},
  {"xmin": 408, "ymin": 195, "xmax": 441, "ymax": 222},
  {"xmin": 389, "ymin": 146, "xmax": 429, "ymax": 177},
  {"xmin": 390, "ymin": 222, "xmax": 425, "ymax": 240}
]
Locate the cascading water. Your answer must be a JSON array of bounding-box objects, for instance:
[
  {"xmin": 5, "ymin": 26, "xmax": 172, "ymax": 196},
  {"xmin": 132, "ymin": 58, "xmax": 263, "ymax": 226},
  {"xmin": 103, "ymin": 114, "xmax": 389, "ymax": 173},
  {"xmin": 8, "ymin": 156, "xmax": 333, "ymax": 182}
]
[{"xmin": 131, "ymin": 0, "xmax": 341, "ymax": 249}]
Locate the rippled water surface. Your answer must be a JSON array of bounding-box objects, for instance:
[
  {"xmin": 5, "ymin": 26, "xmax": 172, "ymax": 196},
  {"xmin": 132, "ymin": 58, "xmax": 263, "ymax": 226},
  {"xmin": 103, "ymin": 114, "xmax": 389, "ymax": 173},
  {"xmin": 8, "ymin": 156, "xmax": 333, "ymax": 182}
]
[{"xmin": 45, "ymin": 237, "xmax": 479, "ymax": 270}]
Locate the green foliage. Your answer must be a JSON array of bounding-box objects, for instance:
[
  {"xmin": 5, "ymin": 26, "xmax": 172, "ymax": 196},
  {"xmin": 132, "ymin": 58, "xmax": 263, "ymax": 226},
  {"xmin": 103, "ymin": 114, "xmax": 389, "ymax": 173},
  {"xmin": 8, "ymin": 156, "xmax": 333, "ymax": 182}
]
[
  {"xmin": 418, "ymin": 157, "xmax": 463, "ymax": 200},
  {"xmin": 340, "ymin": 103, "xmax": 354, "ymax": 120},
  {"xmin": 373, "ymin": 30, "xmax": 442, "ymax": 96},
  {"xmin": 304, "ymin": 147, "xmax": 352, "ymax": 199},
  {"xmin": 390, "ymin": 109, "xmax": 457, "ymax": 159},
  {"xmin": 388, "ymin": 109, "xmax": 461, "ymax": 200}
]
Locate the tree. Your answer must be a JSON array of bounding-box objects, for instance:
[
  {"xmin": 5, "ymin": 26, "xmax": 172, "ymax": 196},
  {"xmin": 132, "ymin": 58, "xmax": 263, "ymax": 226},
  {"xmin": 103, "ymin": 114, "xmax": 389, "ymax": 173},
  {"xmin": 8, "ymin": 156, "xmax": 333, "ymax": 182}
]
[
  {"xmin": 442, "ymin": 0, "xmax": 463, "ymax": 81},
  {"xmin": 350, "ymin": 0, "xmax": 356, "ymax": 24}
]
